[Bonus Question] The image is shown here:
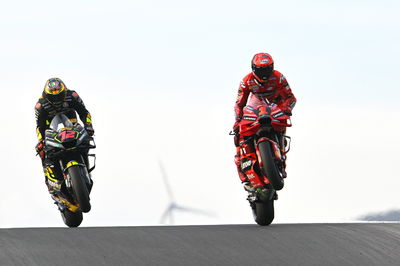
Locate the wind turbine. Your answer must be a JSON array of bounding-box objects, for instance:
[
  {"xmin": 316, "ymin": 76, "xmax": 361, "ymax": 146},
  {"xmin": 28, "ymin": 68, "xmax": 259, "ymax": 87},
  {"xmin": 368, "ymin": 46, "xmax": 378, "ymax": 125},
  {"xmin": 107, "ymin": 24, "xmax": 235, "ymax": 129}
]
[{"xmin": 158, "ymin": 160, "xmax": 215, "ymax": 224}]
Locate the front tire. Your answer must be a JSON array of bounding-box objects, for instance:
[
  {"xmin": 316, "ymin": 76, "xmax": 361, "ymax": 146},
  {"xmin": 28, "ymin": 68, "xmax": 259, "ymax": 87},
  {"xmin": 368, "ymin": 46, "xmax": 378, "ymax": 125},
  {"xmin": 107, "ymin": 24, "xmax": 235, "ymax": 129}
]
[
  {"xmin": 258, "ymin": 141, "xmax": 284, "ymax": 190},
  {"xmin": 253, "ymin": 200, "xmax": 274, "ymax": 226},
  {"xmin": 61, "ymin": 209, "xmax": 83, "ymax": 228},
  {"xmin": 68, "ymin": 165, "xmax": 91, "ymax": 213}
]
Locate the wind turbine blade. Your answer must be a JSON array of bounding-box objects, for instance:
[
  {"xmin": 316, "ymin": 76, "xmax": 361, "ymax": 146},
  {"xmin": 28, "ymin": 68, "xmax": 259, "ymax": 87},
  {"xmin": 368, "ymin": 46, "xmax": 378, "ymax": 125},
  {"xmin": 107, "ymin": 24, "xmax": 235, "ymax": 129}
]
[
  {"xmin": 159, "ymin": 204, "xmax": 174, "ymax": 224},
  {"xmin": 158, "ymin": 159, "xmax": 174, "ymax": 202}
]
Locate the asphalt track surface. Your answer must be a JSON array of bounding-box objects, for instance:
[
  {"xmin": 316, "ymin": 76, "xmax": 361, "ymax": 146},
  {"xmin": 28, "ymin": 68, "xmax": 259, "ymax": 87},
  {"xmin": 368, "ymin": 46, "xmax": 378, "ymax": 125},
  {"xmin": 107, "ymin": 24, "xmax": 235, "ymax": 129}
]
[{"xmin": 1, "ymin": 223, "xmax": 400, "ymax": 266}]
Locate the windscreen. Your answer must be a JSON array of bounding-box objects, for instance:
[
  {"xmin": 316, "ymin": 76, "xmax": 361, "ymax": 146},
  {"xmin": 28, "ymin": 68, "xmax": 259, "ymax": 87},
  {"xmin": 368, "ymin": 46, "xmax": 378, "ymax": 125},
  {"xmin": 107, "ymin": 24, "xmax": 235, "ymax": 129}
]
[{"xmin": 49, "ymin": 114, "xmax": 75, "ymax": 131}]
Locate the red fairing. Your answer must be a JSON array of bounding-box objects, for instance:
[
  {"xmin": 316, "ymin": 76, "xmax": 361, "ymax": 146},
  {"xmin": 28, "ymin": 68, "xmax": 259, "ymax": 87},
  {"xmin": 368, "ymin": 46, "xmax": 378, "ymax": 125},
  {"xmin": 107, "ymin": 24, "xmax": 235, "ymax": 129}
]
[
  {"xmin": 234, "ymin": 70, "xmax": 296, "ymax": 122},
  {"xmin": 239, "ymin": 152, "xmax": 268, "ymax": 188},
  {"xmin": 239, "ymin": 104, "xmax": 291, "ymax": 137},
  {"xmin": 234, "ymin": 103, "xmax": 291, "ymax": 186}
]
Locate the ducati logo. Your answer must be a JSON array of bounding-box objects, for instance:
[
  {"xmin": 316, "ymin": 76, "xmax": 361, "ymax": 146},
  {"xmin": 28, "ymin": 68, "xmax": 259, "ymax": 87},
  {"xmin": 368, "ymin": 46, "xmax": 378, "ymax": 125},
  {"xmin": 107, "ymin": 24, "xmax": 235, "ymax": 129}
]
[
  {"xmin": 243, "ymin": 116, "xmax": 257, "ymax": 121},
  {"xmin": 273, "ymin": 112, "xmax": 284, "ymax": 118}
]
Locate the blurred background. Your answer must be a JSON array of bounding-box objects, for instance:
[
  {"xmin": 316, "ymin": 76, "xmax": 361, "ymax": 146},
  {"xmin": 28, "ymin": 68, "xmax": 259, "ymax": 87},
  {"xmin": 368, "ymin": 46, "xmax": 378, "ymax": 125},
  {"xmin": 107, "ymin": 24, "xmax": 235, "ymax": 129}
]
[{"xmin": 0, "ymin": 0, "xmax": 399, "ymax": 227}]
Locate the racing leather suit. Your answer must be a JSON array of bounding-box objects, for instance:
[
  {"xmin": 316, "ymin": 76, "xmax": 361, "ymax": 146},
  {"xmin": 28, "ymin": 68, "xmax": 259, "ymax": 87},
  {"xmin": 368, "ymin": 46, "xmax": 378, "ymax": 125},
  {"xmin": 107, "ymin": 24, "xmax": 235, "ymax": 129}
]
[
  {"xmin": 234, "ymin": 70, "xmax": 296, "ymax": 182},
  {"xmin": 35, "ymin": 89, "xmax": 94, "ymax": 195}
]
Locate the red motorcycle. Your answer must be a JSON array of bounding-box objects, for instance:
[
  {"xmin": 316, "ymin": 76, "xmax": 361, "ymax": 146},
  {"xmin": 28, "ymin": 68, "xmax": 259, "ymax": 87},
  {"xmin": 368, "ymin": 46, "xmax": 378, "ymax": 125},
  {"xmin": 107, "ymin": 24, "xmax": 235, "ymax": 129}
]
[{"xmin": 231, "ymin": 100, "xmax": 292, "ymax": 226}]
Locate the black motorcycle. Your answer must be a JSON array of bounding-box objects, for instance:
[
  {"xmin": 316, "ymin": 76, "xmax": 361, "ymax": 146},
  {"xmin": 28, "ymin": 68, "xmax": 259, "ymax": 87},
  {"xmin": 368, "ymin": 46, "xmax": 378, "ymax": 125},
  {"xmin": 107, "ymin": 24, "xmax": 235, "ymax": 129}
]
[{"xmin": 44, "ymin": 113, "xmax": 96, "ymax": 227}]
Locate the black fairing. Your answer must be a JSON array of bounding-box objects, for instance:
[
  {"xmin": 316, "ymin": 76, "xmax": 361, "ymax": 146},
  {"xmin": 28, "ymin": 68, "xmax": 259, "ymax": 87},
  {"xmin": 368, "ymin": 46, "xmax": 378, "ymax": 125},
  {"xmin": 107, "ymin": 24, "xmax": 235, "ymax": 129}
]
[{"xmin": 44, "ymin": 114, "xmax": 95, "ymax": 169}]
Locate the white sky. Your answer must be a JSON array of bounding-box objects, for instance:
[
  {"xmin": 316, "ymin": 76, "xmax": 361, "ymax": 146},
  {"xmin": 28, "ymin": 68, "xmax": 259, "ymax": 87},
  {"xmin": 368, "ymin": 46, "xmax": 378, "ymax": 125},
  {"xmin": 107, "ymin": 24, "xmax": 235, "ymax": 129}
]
[{"xmin": 0, "ymin": 0, "xmax": 399, "ymax": 227}]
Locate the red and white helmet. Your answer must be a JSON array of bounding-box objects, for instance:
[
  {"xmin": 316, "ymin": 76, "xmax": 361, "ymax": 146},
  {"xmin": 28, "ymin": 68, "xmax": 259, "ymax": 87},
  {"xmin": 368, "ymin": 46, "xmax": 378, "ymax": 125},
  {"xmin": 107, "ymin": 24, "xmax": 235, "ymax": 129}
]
[{"xmin": 251, "ymin": 53, "xmax": 274, "ymax": 83}]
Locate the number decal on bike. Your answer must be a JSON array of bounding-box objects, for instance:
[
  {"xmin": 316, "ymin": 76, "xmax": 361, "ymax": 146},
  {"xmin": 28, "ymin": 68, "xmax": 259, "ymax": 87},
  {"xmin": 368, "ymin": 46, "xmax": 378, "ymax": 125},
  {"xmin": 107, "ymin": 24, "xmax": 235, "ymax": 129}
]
[{"xmin": 58, "ymin": 130, "xmax": 77, "ymax": 141}]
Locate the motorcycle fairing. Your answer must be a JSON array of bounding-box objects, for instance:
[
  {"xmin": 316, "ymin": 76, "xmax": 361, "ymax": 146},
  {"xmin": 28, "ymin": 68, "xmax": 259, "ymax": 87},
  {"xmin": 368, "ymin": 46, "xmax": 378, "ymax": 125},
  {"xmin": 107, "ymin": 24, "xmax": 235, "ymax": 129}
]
[
  {"xmin": 240, "ymin": 104, "xmax": 291, "ymax": 136},
  {"xmin": 239, "ymin": 139, "xmax": 269, "ymax": 188}
]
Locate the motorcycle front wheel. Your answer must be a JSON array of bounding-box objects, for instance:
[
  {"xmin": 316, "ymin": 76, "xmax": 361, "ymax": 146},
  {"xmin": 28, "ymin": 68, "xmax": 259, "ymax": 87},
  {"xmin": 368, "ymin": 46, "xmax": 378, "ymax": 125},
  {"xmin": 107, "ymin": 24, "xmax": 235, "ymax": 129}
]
[
  {"xmin": 258, "ymin": 141, "xmax": 284, "ymax": 190},
  {"xmin": 68, "ymin": 165, "xmax": 91, "ymax": 213}
]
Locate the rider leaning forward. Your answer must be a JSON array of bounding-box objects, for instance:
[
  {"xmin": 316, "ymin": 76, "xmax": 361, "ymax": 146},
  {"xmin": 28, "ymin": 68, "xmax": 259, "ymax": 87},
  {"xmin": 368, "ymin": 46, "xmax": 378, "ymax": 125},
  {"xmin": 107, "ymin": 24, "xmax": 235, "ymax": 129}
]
[
  {"xmin": 233, "ymin": 53, "xmax": 297, "ymax": 188},
  {"xmin": 34, "ymin": 78, "xmax": 95, "ymax": 201}
]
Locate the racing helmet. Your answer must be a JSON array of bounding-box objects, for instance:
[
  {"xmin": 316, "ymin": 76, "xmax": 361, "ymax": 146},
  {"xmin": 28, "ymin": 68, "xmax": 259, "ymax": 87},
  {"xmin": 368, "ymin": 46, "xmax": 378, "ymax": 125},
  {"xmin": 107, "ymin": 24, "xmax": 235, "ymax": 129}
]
[
  {"xmin": 43, "ymin": 78, "xmax": 67, "ymax": 105},
  {"xmin": 251, "ymin": 53, "xmax": 274, "ymax": 83}
]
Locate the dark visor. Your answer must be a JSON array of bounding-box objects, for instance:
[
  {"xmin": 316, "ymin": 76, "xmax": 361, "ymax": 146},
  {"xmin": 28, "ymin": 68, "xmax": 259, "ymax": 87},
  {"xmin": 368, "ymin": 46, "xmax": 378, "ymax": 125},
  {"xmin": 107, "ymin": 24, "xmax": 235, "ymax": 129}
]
[{"xmin": 254, "ymin": 66, "xmax": 273, "ymax": 81}]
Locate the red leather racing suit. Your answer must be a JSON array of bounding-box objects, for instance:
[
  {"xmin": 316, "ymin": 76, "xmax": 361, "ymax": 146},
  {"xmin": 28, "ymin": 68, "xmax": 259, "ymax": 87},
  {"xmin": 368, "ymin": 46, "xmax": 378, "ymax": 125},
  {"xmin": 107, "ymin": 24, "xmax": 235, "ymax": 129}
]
[
  {"xmin": 234, "ymin": 70, "xmax": 296, "ymax": 182},
  {"xmin": 234, "ymin": 70, "xmax": 296, "ymax": 122}
]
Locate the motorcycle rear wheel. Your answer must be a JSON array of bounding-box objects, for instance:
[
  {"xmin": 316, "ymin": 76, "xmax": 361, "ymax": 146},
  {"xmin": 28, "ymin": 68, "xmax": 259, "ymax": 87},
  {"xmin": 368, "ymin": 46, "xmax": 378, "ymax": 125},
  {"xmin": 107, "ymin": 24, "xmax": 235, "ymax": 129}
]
[
  {"xmin": 69, "ymin": 165, "xmax": 91, "ymax": 213},
  {"xmin": 253, "ymin": 200, "xmax": 274, "ymax": 226},
  {"xmin": 61, "ymin": 209, "xmax": 83, "ymax": 228},
  {"xmin": 258, "ymin": 141, "xmax": 284, "ymax": 190}
]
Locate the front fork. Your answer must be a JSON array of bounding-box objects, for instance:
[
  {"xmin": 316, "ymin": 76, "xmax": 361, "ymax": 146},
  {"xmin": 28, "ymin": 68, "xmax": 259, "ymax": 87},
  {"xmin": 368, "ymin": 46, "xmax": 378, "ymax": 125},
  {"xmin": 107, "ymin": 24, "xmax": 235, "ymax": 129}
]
[
  {"xmin": 238, "ymin": 137, "xmax": 269, "ymax": 188},
  {"xmin": 239, "ymin": 134, "xmax": 287, "ymax": 188},
  {"xmin": 60, "ymin": 156, "xmax": 93, "ymax": 194}
]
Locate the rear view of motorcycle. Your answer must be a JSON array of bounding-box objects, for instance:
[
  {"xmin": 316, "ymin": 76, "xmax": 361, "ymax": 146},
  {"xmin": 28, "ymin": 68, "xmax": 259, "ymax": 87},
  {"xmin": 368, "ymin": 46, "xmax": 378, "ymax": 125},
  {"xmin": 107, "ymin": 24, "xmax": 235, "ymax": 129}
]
[
  {"xmin": 232, "ymin": 101, "xmax": 292, "ymax": 226},
  {"xmin": 44, "ymin": 113, "xmax": 96, "ymax": 227}
]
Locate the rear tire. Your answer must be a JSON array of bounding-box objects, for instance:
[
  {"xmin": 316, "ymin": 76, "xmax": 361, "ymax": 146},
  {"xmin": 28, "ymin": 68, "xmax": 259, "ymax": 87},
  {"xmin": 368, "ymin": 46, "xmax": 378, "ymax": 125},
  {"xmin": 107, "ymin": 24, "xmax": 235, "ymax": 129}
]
[
  {"xmin": 69, "ymin": 165, "xmax": 91, "ymax": 213},
  {"xmin": 254, "ymin": 200, "xmax": 274, "ymax": 226},
  {"xmin": 61, "ymin": 209, "xmax": 83, "ymax": 228},
  {"xmin": 258, "ymin": 141, "xmax": 284, "ymax": 190}
]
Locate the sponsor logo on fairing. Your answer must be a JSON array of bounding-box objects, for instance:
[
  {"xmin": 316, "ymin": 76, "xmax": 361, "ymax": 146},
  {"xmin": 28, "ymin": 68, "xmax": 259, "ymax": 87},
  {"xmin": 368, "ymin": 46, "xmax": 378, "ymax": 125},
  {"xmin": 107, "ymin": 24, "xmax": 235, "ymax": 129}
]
[
  {"xmin": 247, "ymin": 173, "xmax": 255, "ymax": 179},
  {"xmin": 273, "ymin": 112, "xmax": 284, "ymax": 118},
  {"xmin": 47, "ymin": 179, "xmax": 61, "ymax": 190},
  {"xmin": 241, "ymin": 159, "xmax": 252, "ymax": 171},
  {"xmin": 242, "ymin": 116, "xmax": 257, "ymax": 121}
]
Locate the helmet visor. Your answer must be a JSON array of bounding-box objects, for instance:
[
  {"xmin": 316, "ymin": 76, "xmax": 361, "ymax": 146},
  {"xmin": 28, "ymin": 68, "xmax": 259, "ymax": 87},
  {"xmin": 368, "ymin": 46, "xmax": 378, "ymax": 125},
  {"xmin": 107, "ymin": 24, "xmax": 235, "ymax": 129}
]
[
  {"xmin": 254, "ymin": 65, "xmax": 273, "ymax": 81},
  {"xmin": 45, "ymin": 79, "xmax": 64, "ymax": 95}
]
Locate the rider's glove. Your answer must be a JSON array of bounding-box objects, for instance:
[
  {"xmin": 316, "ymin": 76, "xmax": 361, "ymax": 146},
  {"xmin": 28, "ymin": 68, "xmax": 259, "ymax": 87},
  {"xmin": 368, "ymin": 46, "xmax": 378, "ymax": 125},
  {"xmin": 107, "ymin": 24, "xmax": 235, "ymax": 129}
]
[
  {"xmin": 35, "ymin": 140, "xmax": 45, "ymax": 159},
  {"xmin": 85, "ymin": 123, "xmax": 95, "ymax": 136}
]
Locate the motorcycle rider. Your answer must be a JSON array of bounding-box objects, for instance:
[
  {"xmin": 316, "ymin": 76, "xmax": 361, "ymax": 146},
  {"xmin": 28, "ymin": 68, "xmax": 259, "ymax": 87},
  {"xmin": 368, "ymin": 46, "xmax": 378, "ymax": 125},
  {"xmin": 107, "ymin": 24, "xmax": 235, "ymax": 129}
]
[
  {"xmin": 233, "ymin": 53, "xmax": 296, "ymax": 188},
  {"xmin": 35, "ymin": 78, "xmax": 95, "ymax": 202}
]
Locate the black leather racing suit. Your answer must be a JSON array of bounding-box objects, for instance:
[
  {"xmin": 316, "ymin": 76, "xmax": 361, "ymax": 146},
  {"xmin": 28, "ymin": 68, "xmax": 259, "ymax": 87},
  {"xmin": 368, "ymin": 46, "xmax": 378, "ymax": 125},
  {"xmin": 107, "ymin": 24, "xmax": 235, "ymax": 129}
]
[{"xmin": 34, "ymin": 89, "xmax": 94, "ymax": 192}]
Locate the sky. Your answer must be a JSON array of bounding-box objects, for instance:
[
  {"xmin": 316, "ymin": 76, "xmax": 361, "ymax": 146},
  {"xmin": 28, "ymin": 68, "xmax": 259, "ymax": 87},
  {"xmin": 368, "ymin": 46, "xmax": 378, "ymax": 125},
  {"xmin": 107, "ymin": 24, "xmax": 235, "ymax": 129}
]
[{"xmin": 0, "ymin": 0, "xmax": 399, "ymax": 227}]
